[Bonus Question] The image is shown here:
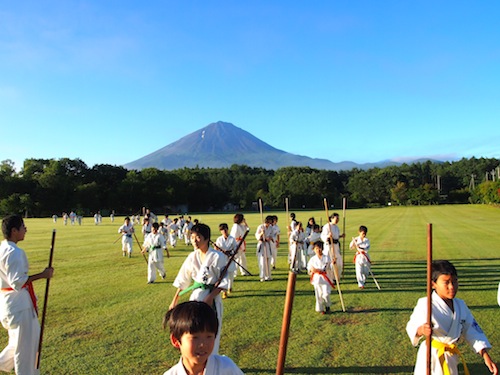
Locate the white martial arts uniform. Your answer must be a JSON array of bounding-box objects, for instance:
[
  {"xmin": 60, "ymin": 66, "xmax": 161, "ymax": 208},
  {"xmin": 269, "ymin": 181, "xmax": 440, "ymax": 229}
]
[
  {"xmin": 118, "ymin": 222, "xmax": 134, "ymax": 256},
  {"xmin": 349, "ymin": 235, "xmax": 371, "ymax": 288},
  {"xmin": 173, "ymin": 247, "xmax": 229, "ymax": 354},
  {"xmin": 229, "ymin": 223, "xmax": 250, "ymax": 276},
  {"xmin": 269, "ymin": 224, "xmax": 280, "ymax": 268},
  {"xmin": 307, "ymin": 253, "xmax": 334, "ymax": 313},
  {"xmin": 168, "ymin": 223, "xmax": 179, "ymax": 248},
  {"xmin": 255, "ymin": 224, "xmax": 273, "ymax": 281},
  {"xmin": 406, "ymin": 291, "xmax": 492, "ymax": 375},
  {"xmin": 306, "ymin": 232, "xmax": 321, "ymax": 256},
  {"xmin": 164, "ymin": 354, "xmax": 244, "ymax": 375},
  {"xmin": 320, "ymin": 223, "xmax": 343, "ymax": 279},
  {"xmin": 289, "ymin": 229, "xmax": 306, "ymax": 271},
  {"xmin": 142, "ymin": 232, "xmax": 167, "ymax": 283},
  {"xmin": 215, "ymin": 235, "xmax": 237, "ymax": 291},
  {"xmin": 0, "ymin": 240, "xmax": 40, "ymax": 375}
]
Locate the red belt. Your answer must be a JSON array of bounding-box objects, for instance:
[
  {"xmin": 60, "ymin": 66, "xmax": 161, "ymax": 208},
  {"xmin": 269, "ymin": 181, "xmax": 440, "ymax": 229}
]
[
  {"xmin": 354, "ymin": 250, "xmax": 371, "ymax": 264},
  {"xmin": 311, "ymin": 270, "xmax": 336, "ymax": 289},
  {"xmin": 1, "ymin": 282, "xmax": 38, "ymax": 315}
]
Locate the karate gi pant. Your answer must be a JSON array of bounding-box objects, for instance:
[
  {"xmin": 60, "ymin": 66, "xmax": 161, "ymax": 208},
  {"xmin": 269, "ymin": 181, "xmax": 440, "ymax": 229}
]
[
  {"xmin": 0, "ymin": 308, "xmax": 40, "ymax": 375},
  {"xmin": 234, "ymin": 249, "xmax": 250, "ymax": 276},
  {"xmin": 325, "ymin": 243, "xmax": 343, "ymax": 279},
  {"xmin": 270, "ymin": 242, "xmax": 277, "ymax": 268},
  {"xmin": 257, "ymin": 243, "xmax": 272, "ymax": 281},
  {"xmin": 355, "ymin": 253, "xmax": 370, "ymax": 287},
  {"xmin": 147, "ymin": 251, "xmax": 166, "ymax": 283},
  {"xmin": 312, "ymin": 279, "xmax": 332, "ymax": 312},
  {"xmin": 121, "ymin": 236, "xmax": 133, "ymax": 255}
]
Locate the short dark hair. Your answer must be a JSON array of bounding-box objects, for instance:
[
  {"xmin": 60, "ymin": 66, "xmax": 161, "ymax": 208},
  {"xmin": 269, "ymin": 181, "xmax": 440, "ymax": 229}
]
[
  {"xmin": 163, "ymin": 301, "xmax": 218, "ymax": 340},
  {"xmin": 313, "ymin": 241, "xmax": 324, "ymax": 251},
  {"xmin": 152, "ymin": 222, "xmax": 159, "ymax": 230},
  {"xmin": 2, "ymin": 215, "xmax": 24, "ymax": 239},
  {"xmin": 219, "ymin": 223, "xmax": 228, "ymax": 231},
  {"xmin": 432, "ymin": 260, "xmax": 457, "ymax": 282},
  {"xmin": 191, "ymin": 223, "xmax": 210, "ymax": 241},
  {"xmin": 359, "ymin": 225, "xmax": 368, "ymax": 234}
]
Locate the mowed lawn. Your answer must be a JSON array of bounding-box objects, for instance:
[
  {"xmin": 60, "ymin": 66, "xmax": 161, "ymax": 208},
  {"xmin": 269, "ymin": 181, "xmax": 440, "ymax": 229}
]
[{"xmin": 4, "ymin": 205, "xmax": 499, "ymax": 374}]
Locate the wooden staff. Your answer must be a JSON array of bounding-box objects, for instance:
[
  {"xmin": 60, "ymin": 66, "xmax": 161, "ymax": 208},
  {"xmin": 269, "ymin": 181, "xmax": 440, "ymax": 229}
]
[
  {"xmin": 133, "ymin": 232, "xmax": 149, "ymax": 264},
  {"xmin": 426, "ymin": 223, "xmax": 433, "ymax": 375},
  {"xmin": 112, "ymin": 233, "xmax": 123, "ymax": 244},
  {"xmin": 210, "ymin": 240, "xmax": 253, "ymax": 276},
  {"xmin": 276, "ymin": 270, "xmax": 297, "ymax": 374},
  {"xmin": 342, "ymin": 197, "xmax": 347, "ymax": 276},
  {"xmin": 276, "ymin": 240, "xmax": 299, "ymax": 375},
  {"xmin": 213, "ymin": 229, "xmax": 250, "ymax": 289},
  {"xmin": 285, "ymin": 197, "xmax": 291, "ymax": 263},
  {"xmin": 323, "ymin": 198, "xmax": 346, "ymax": 312},
  {"xmin": 36, "ymin": 229, "xmax": 56, "ymax": 369}
]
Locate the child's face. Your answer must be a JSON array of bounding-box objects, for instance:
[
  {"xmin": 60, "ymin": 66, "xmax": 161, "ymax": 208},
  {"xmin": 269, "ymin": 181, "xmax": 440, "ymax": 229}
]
[
  {"xmin": 432, "ymin": 274, "xmax": 458, "ymax": 301},
  {"xmin": 313, "ymin": 245, "xmax": 322, "ymax": 257},
  {"xmin": 359, "ymin": 231, "xmax": 366, "ymax": 238},
  {"xmin": 191, "ymin": 232, "xmax": 208, "ymax": 250},
  {"xmin": 171, "ymin": 330, "xmax": 215, "ymax": 370}
]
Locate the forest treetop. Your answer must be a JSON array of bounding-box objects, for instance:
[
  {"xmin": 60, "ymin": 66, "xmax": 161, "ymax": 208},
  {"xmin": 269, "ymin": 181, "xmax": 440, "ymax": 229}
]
[{"xmin": 1, "ymin": 157, "xmax": 499, "ymax": 217}]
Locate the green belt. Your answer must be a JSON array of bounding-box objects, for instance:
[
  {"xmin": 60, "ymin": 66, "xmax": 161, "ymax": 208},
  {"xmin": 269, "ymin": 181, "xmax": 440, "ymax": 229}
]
[{"xmin": 179, "ymin": 282, "xmax": 215, "ymax": 296}]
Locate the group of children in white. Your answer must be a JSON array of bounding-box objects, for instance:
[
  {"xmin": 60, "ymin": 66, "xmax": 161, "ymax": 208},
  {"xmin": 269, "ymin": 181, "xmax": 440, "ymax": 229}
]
[{"xmin": 112, "ymin": 211, "xmax": 498, "ymax": 375}]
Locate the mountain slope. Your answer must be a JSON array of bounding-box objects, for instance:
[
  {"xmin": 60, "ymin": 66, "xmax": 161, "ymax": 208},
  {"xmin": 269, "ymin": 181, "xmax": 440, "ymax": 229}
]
[{"xmin": 124, "ymin": 121, "xmax": 351, "ymax": 170}]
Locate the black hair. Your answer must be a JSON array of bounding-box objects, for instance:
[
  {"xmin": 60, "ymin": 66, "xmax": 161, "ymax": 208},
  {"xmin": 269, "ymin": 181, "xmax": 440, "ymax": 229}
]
[
  {"xmin": 359, "ymin": 225, "xmax": 368, "ymax": 234},
  {"xmin": 163, "ymin": 301, "xmax": 218, "ymax": 340},
  {"xmin": 2, "ymin": 215, "xmax": 24, "ymax": 239},
  {"xmin": 432, "ymin": 260, "xmax": 458, "ymax": 282},
  {"xmin": 313, "ymin": 241, "xmax": 324, "ymax": 251},
  {"xmin": 191, "ymin": 223, "xmax": 210, "ymax": 241},
  {"xmin": 152, "ymin": 222, "xmax": 159, "ymax": 230},
  {"xmin": 219, "ymin": 223, "xmax": 228, "ymax": 231}
]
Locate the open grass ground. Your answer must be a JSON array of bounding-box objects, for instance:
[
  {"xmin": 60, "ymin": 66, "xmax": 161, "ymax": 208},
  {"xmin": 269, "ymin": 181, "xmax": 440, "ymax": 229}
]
[{"xmin": 3, "ymin": 205, "xmax": 499, "ymax": 374}]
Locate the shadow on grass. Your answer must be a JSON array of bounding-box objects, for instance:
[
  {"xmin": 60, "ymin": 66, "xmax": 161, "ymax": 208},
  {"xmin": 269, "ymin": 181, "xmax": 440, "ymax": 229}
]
[
  {"xmin": 241, "ymin": 363, "xmax": 494, "ymax": 374},
  {"xmin": 241, "ymin": 364, "xmax": 414, "ymax": 374}
]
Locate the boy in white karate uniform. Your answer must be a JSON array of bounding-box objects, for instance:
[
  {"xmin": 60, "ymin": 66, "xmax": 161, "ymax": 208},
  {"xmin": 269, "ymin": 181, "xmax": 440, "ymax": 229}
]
[
  {"xmin": 406, "ymin": 260, "xmax": 497, "ymax": 375},
  {"xmin": 320, "ymin": 213, "xmax": 345, "ymax": 279},
  {"xmin": 214, "ymin": 223, "xmax": 237, "ymax": 299},
  {"xmin": 307, "ymin": 241, "xmax": 334, "ymax": 314},
  {"xmin": 349, "ymin": 225, "xmax": 371, "ymax": 289},
  {"xmin": 163, "ymin": 301, "xmax": 243, "ymax": 375},
  {"xmin": 118, "ymin": 216, "xmax": 134, "ymax": 258},
  {"xmin": 169, "ymin": 224, "xmax": 229, "ymax": 355},
  {"xmin": 141, "ymin": 222, "xmax": 167, "ymax": 284},
  {"xmin": 255, "ymin": 216, "xmax": 274, "ymax": 282}
]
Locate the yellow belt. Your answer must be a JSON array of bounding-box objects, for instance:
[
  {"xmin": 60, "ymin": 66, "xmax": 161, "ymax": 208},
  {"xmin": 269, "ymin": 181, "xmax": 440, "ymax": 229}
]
[{"xmin": 432, "ymin": 340, "xmax": 470, "ymax": 375}]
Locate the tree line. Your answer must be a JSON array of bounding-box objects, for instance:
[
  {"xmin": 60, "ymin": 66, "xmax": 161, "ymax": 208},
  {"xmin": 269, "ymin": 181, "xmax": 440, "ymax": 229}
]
[{"xmin": 0, "ymin": 157, "xmax": 499, "ymax": 217}]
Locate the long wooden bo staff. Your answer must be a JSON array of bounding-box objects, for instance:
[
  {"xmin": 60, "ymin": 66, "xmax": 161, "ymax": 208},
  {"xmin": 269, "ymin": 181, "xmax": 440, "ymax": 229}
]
[
  {"xmin": 36, "ymin": 229, "xmax": 56, "ymax": 370},
  {"xmin": 426, "ymin": 223, "xmax": 433, "ymax": 375},
  {"xmin": 213, "ymin": 229, "xmax": 250, "ymax": 289},
  {"xmin": 210, "ymin": 240, "xmax": 253, "ymax": 277},
  {"xmin": 323, "ymin": 198, "xmax": 346, "ymax": 312},
  {"xmin": 133, "ymin": 232, "xmax": 149, "ymax": 264}
]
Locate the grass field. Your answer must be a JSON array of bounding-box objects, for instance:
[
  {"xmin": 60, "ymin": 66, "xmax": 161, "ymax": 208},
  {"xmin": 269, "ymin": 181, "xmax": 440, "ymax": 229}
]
[{"xmin": 4, "ymin": 205, "xmax": 499, "ymax": 374}]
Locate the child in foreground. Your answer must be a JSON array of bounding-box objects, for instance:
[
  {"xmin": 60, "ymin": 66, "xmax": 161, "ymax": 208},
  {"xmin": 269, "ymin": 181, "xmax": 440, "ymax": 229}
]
[
  {"xmin": 406, "ymin": 260, "xmax": 497, "ymax": 375},
  {"xmin": 307, "ymin": 241, "xmax": 334, "ymax": 314},
  {"xmin": 163, "ymin": 301, "xmax": 244, "ymax": 375}
]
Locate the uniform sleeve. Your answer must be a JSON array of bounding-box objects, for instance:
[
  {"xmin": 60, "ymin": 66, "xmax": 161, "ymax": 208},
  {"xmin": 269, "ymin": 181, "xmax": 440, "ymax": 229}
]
[
  {"xmin": 4, "ymin": 250, "xmax": 29, "ymax": 291},
  {"xmin": 173, "ymin": 253, "xmax": 194, "ymax": 290},
  {"xmin": 406, "ymin": 297, "xmax": 426, "ymax": 347},
  {"xmin": 460, "ymin": 301, "xmax": 492, "ymax": 353}
]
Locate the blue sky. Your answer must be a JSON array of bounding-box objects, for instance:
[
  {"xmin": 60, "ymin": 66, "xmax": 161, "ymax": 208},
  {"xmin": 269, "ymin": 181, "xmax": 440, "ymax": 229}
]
[{"xmin": 1, "ymin": 1, "xmax": 499, "ymax": 170}]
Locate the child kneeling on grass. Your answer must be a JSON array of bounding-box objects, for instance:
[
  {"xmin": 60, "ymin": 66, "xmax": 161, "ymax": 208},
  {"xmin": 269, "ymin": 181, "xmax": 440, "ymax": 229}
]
[
  {"xmin": 163, "ymin": 301, "xmax": 244, "ymax": 375},
  {"xmin": 406, "ymin": 260, "xmax": 498, "ymax": 375}
]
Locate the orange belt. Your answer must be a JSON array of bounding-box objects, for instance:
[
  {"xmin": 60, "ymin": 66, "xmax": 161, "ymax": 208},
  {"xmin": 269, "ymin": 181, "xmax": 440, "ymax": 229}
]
[
  {"xmin": 1, "ymin": 282, "xmax": 38, "ymax": 315},
  {"xmin": 311, "ymin": 270, "xmax": 336, "ymax": 289}
]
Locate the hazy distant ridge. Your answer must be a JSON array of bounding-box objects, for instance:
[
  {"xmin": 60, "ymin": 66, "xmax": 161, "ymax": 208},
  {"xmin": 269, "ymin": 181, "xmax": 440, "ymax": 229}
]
[{"xmin": 124, "ymin": 121, "xmax": 405, "ymax": 171}]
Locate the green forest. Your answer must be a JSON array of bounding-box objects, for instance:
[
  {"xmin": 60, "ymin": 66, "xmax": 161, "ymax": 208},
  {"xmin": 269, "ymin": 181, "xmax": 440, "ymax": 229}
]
[{"xmin": 0, "ymin": 157, "xmax": 499, "ymax": 217}]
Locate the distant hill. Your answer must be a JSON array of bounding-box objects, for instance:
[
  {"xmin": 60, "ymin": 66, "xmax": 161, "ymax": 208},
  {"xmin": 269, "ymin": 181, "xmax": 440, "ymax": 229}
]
[{"xmin": 124, "ymin": 121, "xmax": 412, "ymax": 171}]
